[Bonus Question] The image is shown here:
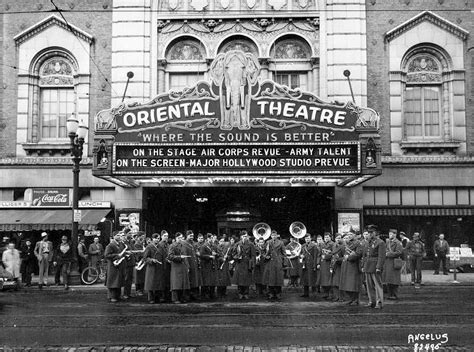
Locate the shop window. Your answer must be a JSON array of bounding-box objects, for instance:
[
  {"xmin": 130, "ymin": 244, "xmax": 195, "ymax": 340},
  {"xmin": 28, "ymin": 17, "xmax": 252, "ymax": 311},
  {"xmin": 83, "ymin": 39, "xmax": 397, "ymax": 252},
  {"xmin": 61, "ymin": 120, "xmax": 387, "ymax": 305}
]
[
  {"xmin": 442, "ymin": 189, "xmax": 456, "ymax": 205},
  {"xmin": 388, "ymin": 189, "xmax": 401, "ymax": 205},
  {"xmin": 169, "ymin": 72, "xmax": 204, "ymax": 91},
  {"xmin": 363, "ymin": 189, "xmax": 375, "ymax": 206},
  {"xmin": 457, "ymin": 189, "xmax": 470, "ymax": 205},
  {"xmin": 404, "ymin": 86, "xmax": 441, "ymax": 139},
  {"xmin": 429, "ymin": 189, "xmax": 443, "ymax": 205},
  {"xmin": 374, "ymin": 189, "xmax": 388, "ymax": 206},
  {"xmin": 415, "ymin": 188, "xmax": 429, "ymax": 206},
  {"xmin": 401, "ymin": 189, "xmax": 415, "ymax": 206}
]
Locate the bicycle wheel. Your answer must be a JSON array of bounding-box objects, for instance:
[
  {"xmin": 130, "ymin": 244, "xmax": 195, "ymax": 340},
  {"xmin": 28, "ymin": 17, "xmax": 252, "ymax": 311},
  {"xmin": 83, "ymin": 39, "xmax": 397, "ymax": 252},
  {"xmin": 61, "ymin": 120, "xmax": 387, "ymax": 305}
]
[{"xmin": 81, "ymin": 267, "xmax": 99, "ymax": 285}]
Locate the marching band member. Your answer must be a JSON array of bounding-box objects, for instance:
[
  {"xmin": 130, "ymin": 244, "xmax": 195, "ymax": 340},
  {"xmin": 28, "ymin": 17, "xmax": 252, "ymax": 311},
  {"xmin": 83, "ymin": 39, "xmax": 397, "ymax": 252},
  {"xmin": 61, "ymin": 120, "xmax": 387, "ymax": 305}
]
[
  {"xmin": 216, "ymin": 236, "xmax": 232, "ymax": 298},
  {"xmin": 263, "ymin": 230, "xmax": 285, "ymax": 301},
  {"xmin": 159, "ymin": 230, "xmax": 171, "ymax": 302},
  {"xmin": 383, "ymin": 229, "xmax": 403, "ymax": 300},
  {"xmin": 232, "ymin": 230, "xmax": 255, "ymax": 300},
  {"xmin": 122, "ymin": 232, "xmax": 135, "ymax": 300},
  {"xmin": 339, "ymin": 232, "xmax": 363, "ymax": 305},
  {"xmin": 320, "ymin": 233, "xmax": 334, "ymax": 299},
  {"xmin": 314, "ymin": 235, "xmax": 324, "ymax": 293},
  {"xmin": 285, "ymin": 236, "xmax": 301, "ymax": 288},
  {"xmin": 167, "ymin": 232, "xmax": 190, "ymax": 304},
  {"xmin": 143, "ymin": 233, "xmax": 162, "ymax": 304},
  {"xmin": 299, "ymin": 233, "xmax": 319, "ymax": 298},
  {"xmin": 253, "ymin": 237, "xmax": 267, "ymax": 297},
  {"xmin": 330, "ymin": 233, "xmax": 344, "ymax": 302},
  {"xmin": 104, "ymin": 231, "xmax": 125, "ymax": 303},
  {"xmin": 363, "ymin": 225, "xmax": 386, "ymax": 309},
  {"xmin": 183, "ymin": 230, "xmax": 200, "ymax": 301},
  {"xmin": 200, "ymin": 233, "xmax": 218, "ymax": 300},
  {"xmin": 133, "ymin": 231, "xmax": 146, "ymax": 296},
  {"xmin": 195, "ymin": 233, "xmax": 205, "ymax": 296}
]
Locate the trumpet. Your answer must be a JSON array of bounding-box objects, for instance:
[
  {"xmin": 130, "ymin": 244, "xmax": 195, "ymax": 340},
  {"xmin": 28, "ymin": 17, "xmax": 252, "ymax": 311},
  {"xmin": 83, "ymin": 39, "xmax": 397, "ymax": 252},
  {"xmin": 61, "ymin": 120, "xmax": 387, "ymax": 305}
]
[
  {"xmin": 135, "ymin": 258, "xmax": 146, "ymax": 271},
  {"xmin": 113, "ymin": 245, "xmax": 128, "ymax": 266}
]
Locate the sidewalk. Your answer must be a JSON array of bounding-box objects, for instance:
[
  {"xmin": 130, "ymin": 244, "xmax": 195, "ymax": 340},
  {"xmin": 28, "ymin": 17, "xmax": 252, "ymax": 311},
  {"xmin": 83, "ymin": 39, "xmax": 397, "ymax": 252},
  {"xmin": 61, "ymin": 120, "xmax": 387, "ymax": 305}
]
[{"xmin": 14, "ymin": 270, "xmax": 474, "ymax": 291}]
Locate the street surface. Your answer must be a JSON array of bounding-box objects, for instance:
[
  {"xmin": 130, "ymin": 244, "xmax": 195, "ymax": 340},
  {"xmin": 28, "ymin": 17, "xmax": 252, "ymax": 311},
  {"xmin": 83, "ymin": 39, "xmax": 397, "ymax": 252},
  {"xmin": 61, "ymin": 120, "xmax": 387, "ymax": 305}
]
[{"xmin": 0, "ymin": 284, "xmax": 473, "ymax": 351}]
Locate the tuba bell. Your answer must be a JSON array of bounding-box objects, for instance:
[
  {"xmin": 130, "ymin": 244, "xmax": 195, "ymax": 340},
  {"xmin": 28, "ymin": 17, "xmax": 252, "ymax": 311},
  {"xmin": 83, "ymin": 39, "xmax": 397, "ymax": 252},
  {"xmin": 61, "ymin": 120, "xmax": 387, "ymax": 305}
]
[
  {"xmin": 289, "ymin": 221, "xmax": 307, "ymax": 239},
  {"xmin": 252, "ymin": 222, "xmax": 271, "ymax": 241}
]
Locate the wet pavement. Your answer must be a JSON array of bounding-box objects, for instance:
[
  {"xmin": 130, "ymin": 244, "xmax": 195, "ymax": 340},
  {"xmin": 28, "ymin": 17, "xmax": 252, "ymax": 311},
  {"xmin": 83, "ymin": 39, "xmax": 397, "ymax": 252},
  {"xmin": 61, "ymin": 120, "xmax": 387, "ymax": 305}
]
[{"xmin": 1, "ymin": 281, "xmax": 473, "ymax": 351}]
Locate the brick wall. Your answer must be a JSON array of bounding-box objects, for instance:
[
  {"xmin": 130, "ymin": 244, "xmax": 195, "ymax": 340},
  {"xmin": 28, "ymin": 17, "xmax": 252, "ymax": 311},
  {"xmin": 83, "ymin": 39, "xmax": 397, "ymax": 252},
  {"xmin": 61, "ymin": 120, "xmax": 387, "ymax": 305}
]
[
  {"xmin": 366, "ymin": 0, "xmax": 474, "ymax": 155},
  {"xmin": 0, "ymin": 0, "xmax": 113, "ymax": 158}
]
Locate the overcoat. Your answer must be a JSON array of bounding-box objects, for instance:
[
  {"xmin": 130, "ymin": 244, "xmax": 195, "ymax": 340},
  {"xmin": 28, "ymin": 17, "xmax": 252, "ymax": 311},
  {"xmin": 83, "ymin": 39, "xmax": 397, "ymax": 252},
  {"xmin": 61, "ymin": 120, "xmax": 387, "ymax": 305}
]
[
  {"xmin": 133, "ymin": 242, "xmax": 146, "ymax": 287},
  {"xmin": 262, "ymin": 239, "xmax": 285, "ymax": 286},
  {"xmin": 143, "ymin": 243, "xmax": 164, "ymax": 291},
  {"xmin": 319, "ymin": 240, "xmax": 334, "ymax": 287},
  {"xmin": 182, "ymin": 240, "xmax": 199, "ymax": 288},
  {"xmin": 158, "ymin": 240, "xmax": 171, "ymax": 290},
  {"xmin": 330, "ymin": 243, "xmax": 345, "ymax": 287},
  {"xmin": 285, "ymin": 241, "xmax": 301, "ymax": 277},
  {"xmin": 383, "ymin": 238, "xmax": 403, "ymax": 285},
  {"xmin": 104, "ymin": 240, "xmax": 124, "ymax": 289},
  {"xmin": 252, "ymin": 244, "xmax": 266, "ymax": 285},
  {"xmin": 2, "ymin": 248, "xmax": 21, "ymax": 278},
  {"xmin": 363, "ymin": 237, "xmax": 386, "ymax": 273},
  {"xmin": 200, "ymin": 243, "xmax": 218, "ymax": 286},
  {"xmin": 216, "ymin": 242, "xmax": 232, "ymax": 286},
  {"xmin": 299, "ymin": 242, "xmax": 319, "ymax": 286},
  {"xmin": 339, "ymin": 239, "xmax": 363, "ymax": 292},
  {"xmin": 232, "ymin": 240, "xmax": 255, "ymax": 286},
  {"xmin": 167, "ymin": 241, "xmax": 190, "ymax": 290}
]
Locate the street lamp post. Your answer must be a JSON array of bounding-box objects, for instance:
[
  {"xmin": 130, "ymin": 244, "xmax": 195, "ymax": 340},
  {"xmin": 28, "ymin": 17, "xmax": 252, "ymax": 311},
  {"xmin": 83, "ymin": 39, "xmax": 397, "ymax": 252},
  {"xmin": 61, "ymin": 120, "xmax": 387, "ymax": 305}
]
[{"xmin": 67, "ymin": 113, "xmax": 88, "ymax": 285}]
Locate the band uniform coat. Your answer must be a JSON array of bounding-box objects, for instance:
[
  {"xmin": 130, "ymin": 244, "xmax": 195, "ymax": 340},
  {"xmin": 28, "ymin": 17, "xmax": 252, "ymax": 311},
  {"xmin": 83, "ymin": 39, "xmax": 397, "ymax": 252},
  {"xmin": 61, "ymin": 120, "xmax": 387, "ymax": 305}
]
[
  {"xmin": 330, "ymin": 242, "xmax": 345, "ymax": 287},
  {"xmin": 104, "ymin": 240, "xmax": 124, "ymax": 289},
  {"xmin": 216, "ymin": 242, "xmax": 232, "ymax": 287},
  {"xmin": 143, "ymin": 243, "xmax": 164, "ymax": 292},
  {"xmin": 232, "ymin": 240, "xmax": 255, "ymax": 286},
  {"xmin": 167, "ymin": 241, "xmax": 190, "ymax": 291},
  {"xmin": 299, "ymin": 242, "xmax": 319, "ymax": 287},
  {"xmin": 339, "ymin": 239, "xmax": 363, "ymax": 292},
  {"xmin": 253, "ymin": 243, "xmax": 266, "ymax": 285},
  {"xmin": 262, "ymin": 239, "xmax": 285, "ymax": 287},
  {"xmin": 182, "ymin": 240, "xmax": 199, "ymax": 289},
  {"xmin": 200, "ymin": 243, "xmax": 218, "ymax": 286},
  {"xmin": 319, "ymin": 240, "xmax": 334, "ymax": 287}
]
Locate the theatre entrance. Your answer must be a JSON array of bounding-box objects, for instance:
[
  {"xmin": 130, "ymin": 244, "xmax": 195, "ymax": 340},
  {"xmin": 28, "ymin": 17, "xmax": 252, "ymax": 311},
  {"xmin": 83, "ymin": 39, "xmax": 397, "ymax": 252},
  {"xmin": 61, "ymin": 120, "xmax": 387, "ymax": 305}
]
[{"xmin": 143, "ymin": 187, "xmax": 334, "ymax": 239}]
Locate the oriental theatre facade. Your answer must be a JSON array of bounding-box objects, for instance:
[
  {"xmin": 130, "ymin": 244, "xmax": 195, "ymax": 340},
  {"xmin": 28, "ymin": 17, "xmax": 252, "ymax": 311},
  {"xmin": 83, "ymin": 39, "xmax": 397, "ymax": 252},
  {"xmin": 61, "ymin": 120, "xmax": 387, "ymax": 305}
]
[{"xmin": 92, "ymin": 0, "xmax": 382, "ymax": 238}]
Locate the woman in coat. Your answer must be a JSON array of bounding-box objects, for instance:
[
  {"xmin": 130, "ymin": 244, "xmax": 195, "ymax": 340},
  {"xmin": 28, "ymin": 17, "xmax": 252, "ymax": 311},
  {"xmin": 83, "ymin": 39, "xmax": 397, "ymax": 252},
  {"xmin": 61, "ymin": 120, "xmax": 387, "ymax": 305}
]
[
  {"xmin": 299, "ymin": 233, "xmax": 319, "ymax": 298},
  {"xmin": 143, "ymin": 233, "xmax": 163, "ymax": 303},
  {"xmin": 53, "ymin": 236, "xmax": 74, "ymax": 290},
  {"xmin": 339, "ymin": 233, "xmax": 363, "ymax": 305},
  {"xmin": 167, "ymin": 232, "xmax": 190, "ymax": 304},
  {"xmin": 383, "ymin": 229, "xmax": 403, "ymax": 300},
  {"xmin": 262, "ymin": 230, "xmax": 286, "ymax": 301}
]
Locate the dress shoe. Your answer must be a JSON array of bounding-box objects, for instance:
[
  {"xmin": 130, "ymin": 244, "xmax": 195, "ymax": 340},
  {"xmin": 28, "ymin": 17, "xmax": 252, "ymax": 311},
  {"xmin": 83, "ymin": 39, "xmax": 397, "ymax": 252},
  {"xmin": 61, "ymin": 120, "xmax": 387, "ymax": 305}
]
[
  {"xmin": 122, "ymin": 295, "xmax": 130, "ymax": 300},
  {"xmin": 110, "ymin": 298, "xmax": 118, "ymax": 303},
  {"xmin": 374, "ymin": 304, "xmax": 383, "ymax": 309},
  {"xmin": 173, "ymin": 300, "xmax": 181, "ymax": 304},
  {"xmin": 433, "ymin": 272, "xmax": 439, "ymax": 275},
  {"xmin": 350, "ymin": 301, "xmax": 360, "ymax": 306},
  {"xmin": 366, "ymin": 302, "xmax": 375, "ymax": 308},
  {"xmin": 64, "ymin": 285, "xmax": 69, "ymax": 290},
  {"xmin": 148, "ymin": 300, "xmax": 155, "ymax": 304}
]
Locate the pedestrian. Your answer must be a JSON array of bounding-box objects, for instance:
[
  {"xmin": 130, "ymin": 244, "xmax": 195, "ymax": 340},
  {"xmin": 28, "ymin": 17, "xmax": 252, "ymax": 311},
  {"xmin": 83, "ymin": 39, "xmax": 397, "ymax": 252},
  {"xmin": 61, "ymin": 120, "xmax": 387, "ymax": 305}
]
[
  {"xmin": 143, "ymin": 233, "xmax": 163, "ymax": 304},
  {"xmin": 88, "ymin": 236, "xmax": 104, "ymax": 269},
  {"xmin": 158, "ymin": 230, "xmax": 171, "ymax": 302},
  {"xmin": 104, "ymin": 231, "xmax": 125, "ymax": 303},
  {"xmin": 12, "ymin": 232, "xmax": 26, "ymax": 250},
  {"xmin": 232, "ymin": 230, "xmax": 255, "ymax": 300},
  {"xmin": 2, "ymin": 242, "xmax": 21, "ymax": 289},
  {"xmin": 383, "ymin": 229, "xmax": 403, "ymax": 300},
  {"xmin": 263, "ymin": 230, "xmax": 285, "ymax": 301},
  {"xmin": 53, "ymin": 236, "xmax": 73, "ymax": 290},
  {"xmin": 405, "ymin": 232, "xmax": 426, "ymax": 287},
  {"xmin": 299, "ymin": 233, "xmax": 319, "ymax": 298},
  {"xmin": 199, "ymin": 233, "xmax": 218, "ymax": 300},
  {"xmin": 34, "ymin": 232, "xmax": 53, "ymax": 289},
  {"xmin": 362, "ymin": 225, "xmax": 386, "ymax": 309},
  {"xmin": 77, "ymin": 237, "xmax": 89, "ymax": 278},
  {"xmin": 339, "ymin": 232, "xmax": 363, "ymax": 305},
  {"xmin": 168, "ymin": 232, "xmax": 190, "ymax": 304},
  {"xmin": 20, "ymin": 239, "xmax": 35, "ymax": 287},
  {"xmin": 433, "ymin": 234, "xmax": 450, "ymax": 275}
]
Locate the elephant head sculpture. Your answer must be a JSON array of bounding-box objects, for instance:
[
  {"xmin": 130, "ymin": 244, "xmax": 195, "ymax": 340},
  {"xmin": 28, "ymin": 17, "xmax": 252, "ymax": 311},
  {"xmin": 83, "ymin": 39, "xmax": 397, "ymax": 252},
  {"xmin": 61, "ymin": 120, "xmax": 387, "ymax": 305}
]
[{"xmin": 210, "ymin": 50, "xmax": 260, "ymax": 130}]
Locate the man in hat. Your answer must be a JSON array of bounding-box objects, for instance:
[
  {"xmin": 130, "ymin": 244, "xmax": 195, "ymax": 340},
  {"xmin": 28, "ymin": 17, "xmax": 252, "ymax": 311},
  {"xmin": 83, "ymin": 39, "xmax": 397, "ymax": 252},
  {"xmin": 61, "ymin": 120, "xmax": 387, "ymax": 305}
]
[
  {"xmin": 263, "ymin": 230, "xmax": 285, "ymax": 301},
  {"xmin": 20, "ymin": 238, "xmax": 36, "ymax": 287},
  {"xmin": 34, "ymin": 232, "xmax": 53, "ymax": 289},
  {"xmin": 433, "ymin": 233, "xmax": 450, "ymax": 275},
  {"xmin": 383, "ymin": 229, "xmax": 403, "ymax": 300},
  {"xmin": 406, "ymin": 232, "xmax": 426, "ymax": 287},
  {"xmin": 77, "ymin": 237, "xmax": 89, "ymax": 281},
  {"xmin": 88, "ymin": 236, "xmax": 104, "ymax": 270},
  {"xmin": 362, "ymin": 225, "xmax": 386, "ymax": 309},
  {"xmin": 168, "ymin": 232, "xmax": 190, "ymax": 303},
  {"xmin": 104, "ymin": 231, "xmax": 125, "ymax": 302}
]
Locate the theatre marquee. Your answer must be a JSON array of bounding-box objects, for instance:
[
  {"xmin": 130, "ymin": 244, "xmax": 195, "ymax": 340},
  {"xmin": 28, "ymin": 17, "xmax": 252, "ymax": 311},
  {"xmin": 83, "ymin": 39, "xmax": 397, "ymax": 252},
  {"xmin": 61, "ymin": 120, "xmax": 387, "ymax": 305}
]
[{"xmin": 92, "ymin": 50, "xmax": 381, "ymax": 187}]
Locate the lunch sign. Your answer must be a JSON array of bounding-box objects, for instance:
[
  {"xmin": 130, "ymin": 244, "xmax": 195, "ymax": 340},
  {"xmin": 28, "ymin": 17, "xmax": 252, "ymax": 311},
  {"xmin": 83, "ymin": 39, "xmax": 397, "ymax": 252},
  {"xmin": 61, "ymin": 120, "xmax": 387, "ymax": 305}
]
[{"xmin": 93, "ymin": 50, "xmax": 380, "ymax": 177}]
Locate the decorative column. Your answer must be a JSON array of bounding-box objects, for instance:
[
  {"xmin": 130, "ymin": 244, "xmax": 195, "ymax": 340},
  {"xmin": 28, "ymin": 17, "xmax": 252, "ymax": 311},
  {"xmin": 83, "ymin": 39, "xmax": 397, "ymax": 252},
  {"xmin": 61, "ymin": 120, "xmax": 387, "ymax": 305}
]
[{"xmin": 157, "ymin": 59, "xmax": 167, "ymax": 94}]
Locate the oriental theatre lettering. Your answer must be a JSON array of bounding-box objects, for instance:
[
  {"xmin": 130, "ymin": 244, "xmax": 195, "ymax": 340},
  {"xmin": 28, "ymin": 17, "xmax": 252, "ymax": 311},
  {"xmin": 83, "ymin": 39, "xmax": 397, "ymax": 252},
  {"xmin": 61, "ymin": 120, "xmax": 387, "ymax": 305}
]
[{"xmin": 93, "ymin": 50, "xmax": 381, "ymax": 179}]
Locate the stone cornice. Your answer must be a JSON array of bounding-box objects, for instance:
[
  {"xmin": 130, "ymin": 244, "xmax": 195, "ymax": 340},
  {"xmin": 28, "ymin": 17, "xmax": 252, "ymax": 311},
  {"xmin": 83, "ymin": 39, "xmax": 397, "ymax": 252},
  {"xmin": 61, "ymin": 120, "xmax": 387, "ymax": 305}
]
[
  {"xmin": 382, "ymin": 155, "xmax": 474, "ymax": 164},
  {"xmin": 0, "ymin": 157, "xmax": 93, "ymax": 166},
  {"xmin": 385, "ymin": 11, "xmax": 469, "ymax": 43},
  {"xmin": 14, "ymin": 15, "xmax": 94, "ymax": 46}
]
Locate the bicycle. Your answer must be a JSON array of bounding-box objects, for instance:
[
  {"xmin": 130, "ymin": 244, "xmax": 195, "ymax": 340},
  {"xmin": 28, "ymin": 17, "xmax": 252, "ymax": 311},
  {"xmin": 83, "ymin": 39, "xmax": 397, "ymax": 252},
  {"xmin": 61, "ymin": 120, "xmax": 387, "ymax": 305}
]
[{"xmin": 81, "ymin": 259, "xmax": 107, "ymax": 285}]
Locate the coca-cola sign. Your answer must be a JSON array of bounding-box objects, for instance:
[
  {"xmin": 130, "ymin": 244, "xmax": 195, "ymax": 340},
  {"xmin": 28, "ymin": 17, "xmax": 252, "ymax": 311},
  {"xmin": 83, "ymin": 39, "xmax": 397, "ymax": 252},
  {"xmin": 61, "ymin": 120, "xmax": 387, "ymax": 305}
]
[{"xmin": 32, "ymin": 189, "xmax": 71, "ymax": 207}]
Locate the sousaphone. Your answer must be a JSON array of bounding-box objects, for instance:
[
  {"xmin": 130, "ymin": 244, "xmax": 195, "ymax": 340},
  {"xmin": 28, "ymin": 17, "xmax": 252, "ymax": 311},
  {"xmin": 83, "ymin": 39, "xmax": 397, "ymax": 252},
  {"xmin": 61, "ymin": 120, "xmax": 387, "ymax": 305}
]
[
  {"xmin": 289, "ymin": 221, "xmax": 307, "ymax": 239},
  {"xmin": 252, "ymin": 222, "xmax": 271, "ymax": 241}
]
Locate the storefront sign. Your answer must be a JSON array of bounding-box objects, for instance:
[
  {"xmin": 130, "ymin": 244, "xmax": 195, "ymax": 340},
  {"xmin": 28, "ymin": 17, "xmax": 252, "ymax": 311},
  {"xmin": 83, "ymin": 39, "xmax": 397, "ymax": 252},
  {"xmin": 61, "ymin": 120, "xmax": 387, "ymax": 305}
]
[
  {"xmin": 0, "ymin": 201, "xmax": 31, "ymax": 208},
  {"xmin": 113, "ymin": 142, "xmax": 360, "ymax": 175},
  {"xmin": 79, "ymin": 201, "xmax": 111, "ymax": 208},
  {"xmin": 337, "ymin": 212, "xmax": 361, "ymax": 234},
  {"xmin": 32, "ymin": 188, "xmax": 71, "ymax": 207}
]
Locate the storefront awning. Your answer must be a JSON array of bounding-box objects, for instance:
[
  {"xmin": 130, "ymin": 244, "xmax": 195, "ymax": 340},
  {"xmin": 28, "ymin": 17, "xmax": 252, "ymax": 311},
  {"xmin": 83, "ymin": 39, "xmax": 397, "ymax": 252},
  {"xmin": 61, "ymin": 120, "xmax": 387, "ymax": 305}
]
[
  {"xmin": 0, "ymin": 209, "xmax": 111, "ymax": 232},
  {"xmin": 364, "ymin": 207, "xmax": 474, "ymax": 217}
]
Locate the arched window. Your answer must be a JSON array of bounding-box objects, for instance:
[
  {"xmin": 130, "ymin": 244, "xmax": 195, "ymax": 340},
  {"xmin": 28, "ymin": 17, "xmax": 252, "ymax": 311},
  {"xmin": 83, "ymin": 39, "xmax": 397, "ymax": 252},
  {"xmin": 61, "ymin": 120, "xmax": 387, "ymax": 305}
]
[
  {"xmin": 218, "ymin": 36, "xmax": 259, "ymax": 55},
  {"xmin": 165, "ymin": 37, "xmax": 206, "ymax": 91},
  {"xmin": 38, "ymin": 56, "xmax": 76, "ymax": 140},
  {"xmin": 270, "ymin": 36, "xmax": 312, "ymax": 91},
  {"xmin": 403, "ymin": 51, "xmax": 444, "ymax": 140}
]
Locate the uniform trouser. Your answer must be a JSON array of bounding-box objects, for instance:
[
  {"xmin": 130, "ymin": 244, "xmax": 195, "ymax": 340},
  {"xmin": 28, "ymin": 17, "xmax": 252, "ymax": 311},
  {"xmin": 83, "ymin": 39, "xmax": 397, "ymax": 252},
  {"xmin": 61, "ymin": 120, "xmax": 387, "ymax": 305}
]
[
  {"xmin": 255, "ymin": 283, "xmax": 266, "ymax": 295},
  {"xmin": 147, "ymin": 290, "xmax": 164, "ymax": 302},
  {"xmin": 123, "ymin": 266, "xmax": 134, "ymax": 296},
  {"xmin": 302, "ymin": 285, "xmax": 310, "ymax": 297},
  {"xmin": 38, "ymin": 256, "xmax": 50, "ymax": 285},
  {"xmin": 366, "ymin": 272, "xmax": 383, "ymax": 306},
  {"xmin": 387, "ymin": 283, "xmax": 399, "ymax": 297},
  {"xmin": 410, "ymin": 256, "xmax": 423, "ymax": 283},
  {"xmin": 108, "ymin": 288, "xmax": 121, "ymax": 300},
  {"xmin": 331, "ymin": 286, "xmax": 340, "ymax": 300},
  {"xmin": 268, "ymin": 286, "xmax": 282, "ymax": 299},
  {"xmin": 22, "ymin": 262, "xmax": 34, "ymax": 285},
  {"xmin": 217, "ymin": 286, "xmax": 228, "ymax": 297},
  {"xmin": 171, "ymin": 289, "xmax": 188, "ymax": 302},
  {"xmin": 57, "ymin": 262, "xmax": 71, "ymax": 285},
  {"xmin": 321, "ymin": 286, "xmax": 331, "ymax": 297},
  {"xmin": 434, "ymin": 255, "xmax": 448, "ymax": 274},
  {"xmin": 237, "ymin": 285, "xmax": 249, "ymax": 296},
  {"xmin": 289, "ymin": 275, "xmax": 299, "ymax": 286},
  {"xmin": 201, "ymin": 286, "xmax": 216, "ymax": 299}
]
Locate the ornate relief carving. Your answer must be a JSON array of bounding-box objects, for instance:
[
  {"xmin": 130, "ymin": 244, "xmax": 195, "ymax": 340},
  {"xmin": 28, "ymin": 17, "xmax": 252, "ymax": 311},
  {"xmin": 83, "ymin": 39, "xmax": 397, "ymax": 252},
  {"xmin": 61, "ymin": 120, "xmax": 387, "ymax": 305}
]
[
  {"xmin": 190, "ymin": 0, "xmax": 209, "ymax": 11},
  {"xmin": 167, "ymin": 40, "xmax": 205, "ymax": 60},
  {"xmin": 247, "ymin": 0, "xmax": 257, "ymax": 8},
  {"xmin": 39, "ymin": 76, "xmax": 74, "ymax": 86},
  {"xmin": 407, "ymin": 55, "xmax": 442, "ymax": 83},
  {"xmin": 220, "ymin": 0, "xmax": 231, "ymax": 9},
  {"xmin": 268, "ymin": 0, "xmax": 287, "ymax": 10},
  {"xmin": 273, "ymin": 40, "xmax": 310, "ymax": 59},
  {"xmin": 220, "ymin": 40, "xmax": 258, "ymax": 55},
  {"xmin": 169, "ymin": 0, "xmax": 179, "ymax": 10},
  {"xmin": 41, "ymin": 58, "xmax": 73, "ymax": 76},
  {"xmin": 298, "ymin": 0, "xmax": 309, "ymax": 8}
]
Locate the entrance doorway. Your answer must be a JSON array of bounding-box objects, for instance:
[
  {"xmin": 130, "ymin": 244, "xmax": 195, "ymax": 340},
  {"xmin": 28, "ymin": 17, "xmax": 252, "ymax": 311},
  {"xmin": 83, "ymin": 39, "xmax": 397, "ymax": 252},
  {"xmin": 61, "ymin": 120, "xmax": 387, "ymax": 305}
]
[{"xmin": 143, "ymin": 187, "xmax": 334, "ymax": 239}]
